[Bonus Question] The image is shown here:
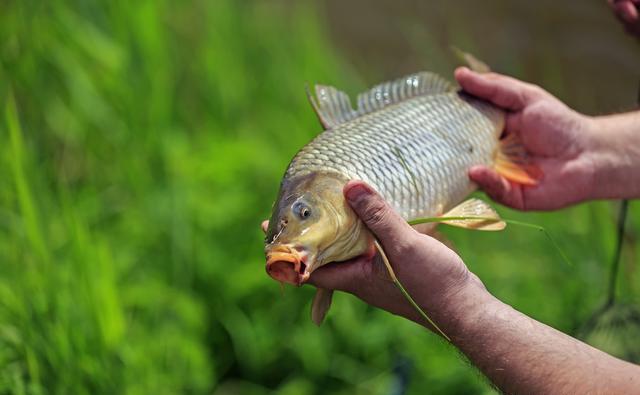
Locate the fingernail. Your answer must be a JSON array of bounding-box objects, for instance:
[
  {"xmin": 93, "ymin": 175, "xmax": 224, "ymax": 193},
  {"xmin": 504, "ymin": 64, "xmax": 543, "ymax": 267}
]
[{"xmin": 345, "ymin": 183, "xmax": 370, "ymax": 203}]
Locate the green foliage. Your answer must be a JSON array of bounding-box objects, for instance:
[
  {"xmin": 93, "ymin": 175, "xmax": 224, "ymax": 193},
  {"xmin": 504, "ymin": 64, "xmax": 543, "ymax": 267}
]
[{"xmin": 0, "ymin": 1, "xmax": 638, "ymax": 394}]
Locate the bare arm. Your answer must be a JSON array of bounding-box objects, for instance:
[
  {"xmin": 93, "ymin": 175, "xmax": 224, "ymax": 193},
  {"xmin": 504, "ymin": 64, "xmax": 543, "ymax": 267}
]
[
  {"xmin": 588, "ymin": 111, "xmax": 640, "ymax": 200},
  {"xmin": 262, "ymin": 67, "xmax": 640, "ymax": 394},
  {"xmin": 454, "ymin": 67, "xmax": 640, "ymax": 209},
  {"xmin": 444, "ymin": 269, "xmax": 639, "ymax": 394},
  {"xmin": 305, "ymin": 181, "xmax": 640, "ymax": 394}
]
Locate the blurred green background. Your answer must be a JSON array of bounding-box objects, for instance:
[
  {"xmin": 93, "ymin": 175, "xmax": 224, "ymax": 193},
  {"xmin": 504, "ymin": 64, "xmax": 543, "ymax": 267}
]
[{"xmin": 1, "ymin": 0, "xmax": 639, "ymax": 394}]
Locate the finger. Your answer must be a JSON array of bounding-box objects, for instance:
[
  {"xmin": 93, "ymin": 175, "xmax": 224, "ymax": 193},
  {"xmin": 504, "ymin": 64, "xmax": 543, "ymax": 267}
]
[
  {"xmin": 343, "ymin": 180, "xmax": 416, "ymax": 253},
  {"xmin": 307, "ymin": 259, "xmax": 364, "ymax": 292},
  {"xmin": 610, "ymin": 0, "xmax": 640, "ymax": 5},
  {"xmin": 469, "ymin": 166, "xmax": 525, "ymax": 210},
  {"xmin": 608, "ymin": 0, "xmax": 637, "ymax": 11},
  {"xmin": 454, "ymin": 67, "xmax": 537, "ymax": 111},
  {"xmin": 624, "ymin": 2, "xmax": 639, "ymax": 19},
  {"xmin": 261, "ymin": 220, "xmax": 269, "ymax": 234},
  {"xmin": 616, "ymin": 1, "xmax": 639, "ymax": 22},
  {"xmin": 614, "ymin": 1, "xmax": 638, "ymax": 23}
]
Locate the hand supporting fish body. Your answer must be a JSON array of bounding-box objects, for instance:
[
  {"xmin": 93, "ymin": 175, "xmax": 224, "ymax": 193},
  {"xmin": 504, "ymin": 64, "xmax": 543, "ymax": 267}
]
[{"xmin": 264, "ymin": 68, "xmax": 536, "ymax": 324}]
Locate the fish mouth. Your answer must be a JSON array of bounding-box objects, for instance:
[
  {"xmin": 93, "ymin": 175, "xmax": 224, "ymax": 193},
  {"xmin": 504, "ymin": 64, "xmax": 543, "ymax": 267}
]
[{"xmin": 265, "ymin": 244, "xmax": 311, "ymax": 286}]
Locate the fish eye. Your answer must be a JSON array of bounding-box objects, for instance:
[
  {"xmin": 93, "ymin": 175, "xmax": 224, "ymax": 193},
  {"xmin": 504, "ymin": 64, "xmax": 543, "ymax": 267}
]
[
  {"xmin": 292, "ymin": 201, "xmax": 312, "ymax": 220},
  {"xmin": 301, "ymin": 207, "xmax": 311, "ymax": 218}
]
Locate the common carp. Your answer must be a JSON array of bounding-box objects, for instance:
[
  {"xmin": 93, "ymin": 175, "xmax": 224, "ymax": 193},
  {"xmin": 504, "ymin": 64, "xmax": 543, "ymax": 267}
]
[{"xmin": 264, "ymin": 66, "xmax": 537, "ymax": 324}]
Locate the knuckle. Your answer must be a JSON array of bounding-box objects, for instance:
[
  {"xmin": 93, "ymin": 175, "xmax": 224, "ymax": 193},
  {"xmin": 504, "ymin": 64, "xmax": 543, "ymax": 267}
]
[{"xmin": 362, "ymin": 201, "xmax": 389, "ymax": 228}]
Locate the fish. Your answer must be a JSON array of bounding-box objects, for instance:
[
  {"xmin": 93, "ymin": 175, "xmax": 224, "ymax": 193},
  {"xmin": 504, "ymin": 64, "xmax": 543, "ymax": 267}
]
[{"xmin": 264, "ymin": 62, "xmax": 537, "ymax": 325}]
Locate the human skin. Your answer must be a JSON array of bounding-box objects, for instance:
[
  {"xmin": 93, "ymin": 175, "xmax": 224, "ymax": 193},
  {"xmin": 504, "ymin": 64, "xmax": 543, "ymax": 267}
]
[
  {"xmin": 315, "ymin": 180, "xmax": 640, "ymax": 395},
  {"xmin": 260, "ymin": 69, "xmax": 640, "ymax": 394},
  {"xmin": 262, "ymin": 181, "xmax": 640, "ymax": 394},
  {"xmin": 456, "ymin": 67, "xmax": 640, "ymax": 210},
  {"xmin": 608, "ymin": 0, "xmax": 640, "ymax": 37}
]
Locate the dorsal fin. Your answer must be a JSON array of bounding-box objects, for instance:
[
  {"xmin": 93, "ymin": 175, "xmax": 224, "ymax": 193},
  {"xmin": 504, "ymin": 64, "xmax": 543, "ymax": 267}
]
[
  {"xmin": 355, "ymin": 72, "xmax": 455, "ymax": 115},
  {"xmin": 307, "ymin": 72, "xmax": 455, "ymax": 129},
  {"xmin": 451, "ymin": 47, "xmax": 491, "ymax": 73},
  {"xmin": 306, "ymin": 84, "xmax": 357, "ymax": 129}
]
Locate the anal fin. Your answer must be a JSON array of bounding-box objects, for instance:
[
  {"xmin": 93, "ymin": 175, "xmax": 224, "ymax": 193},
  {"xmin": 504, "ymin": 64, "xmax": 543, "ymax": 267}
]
[
  {"xmin": 440, "ymin": 198, "xmax": 506, "ymax": 231},
  {"xmin": 311, "ymin": 288, "xmax": 334, "ymax": 326}
]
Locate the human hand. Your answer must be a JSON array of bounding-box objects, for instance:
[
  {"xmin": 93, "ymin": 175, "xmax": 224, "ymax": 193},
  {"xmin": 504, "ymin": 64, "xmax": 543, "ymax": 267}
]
[
  {"xmin": 455, "ymin": 67, "xmax": 597, "ymax": 210},
  {"xmin": 263, "ymin": 180, "xmax": 479, "ymax": 330},
  {"xmin": 608, "ymin": 0, "xmax": 640, "ymax": 37}
]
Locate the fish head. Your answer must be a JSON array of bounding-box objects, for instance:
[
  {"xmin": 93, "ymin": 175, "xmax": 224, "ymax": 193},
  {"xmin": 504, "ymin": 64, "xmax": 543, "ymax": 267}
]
[{"xmin": 265, "ymin": 172, "xmax": 372, "ymax": 286}]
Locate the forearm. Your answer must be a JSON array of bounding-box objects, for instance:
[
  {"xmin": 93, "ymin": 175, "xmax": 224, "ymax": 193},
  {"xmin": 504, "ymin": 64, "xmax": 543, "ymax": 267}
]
[
  {"xmin": 430, "ymin": 276, "xmax": 639, "ymax": 394},
  {"xmin": 587, "ymin": 111, "xmax": 640, "ymax": 200}
]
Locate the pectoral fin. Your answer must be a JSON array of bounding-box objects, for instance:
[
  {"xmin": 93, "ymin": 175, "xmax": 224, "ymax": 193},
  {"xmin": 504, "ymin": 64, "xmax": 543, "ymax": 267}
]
[
  {"xmin": 311, "ymin": 288, "xmax": 334, "ymax": 326},
  {"xmin": 440, "ymin": 198, "xmax": 506, "ymax": 231}
]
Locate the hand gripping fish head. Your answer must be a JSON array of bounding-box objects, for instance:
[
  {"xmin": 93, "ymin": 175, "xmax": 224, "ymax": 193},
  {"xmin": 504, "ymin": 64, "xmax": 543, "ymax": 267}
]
[{"xmin": 264, "ymin": 172, "xmax": 372, "ymax": 287}]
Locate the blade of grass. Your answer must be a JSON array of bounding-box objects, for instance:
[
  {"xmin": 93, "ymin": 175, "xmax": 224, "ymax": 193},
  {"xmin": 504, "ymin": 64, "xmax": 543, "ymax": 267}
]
[
  {"xmin": 374, "ymin": 240, "xmax": 451, "ymax": 341},
  {"xmin": 409, "ymin": 216, "xmax": 572, "ymax": 267},
  {"xmin": 6, "ymin": 91, "xmax": 49, "ymax": 265}
]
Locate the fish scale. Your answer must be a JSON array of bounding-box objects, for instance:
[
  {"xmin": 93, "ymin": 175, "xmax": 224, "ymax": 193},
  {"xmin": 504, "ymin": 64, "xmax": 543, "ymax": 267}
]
[{"xmin": 285, "ymin": 91, "xmax": 503, "ymax": 220}]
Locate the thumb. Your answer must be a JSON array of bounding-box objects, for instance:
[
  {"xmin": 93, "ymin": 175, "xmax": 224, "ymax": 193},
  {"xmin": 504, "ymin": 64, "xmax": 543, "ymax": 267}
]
[{"xmin": 344, "ymin": 180, "xmax": 416, "ymax": 253}]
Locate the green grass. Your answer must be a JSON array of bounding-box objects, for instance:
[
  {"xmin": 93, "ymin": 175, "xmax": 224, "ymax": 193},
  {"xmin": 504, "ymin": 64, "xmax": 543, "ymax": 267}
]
[{"xmin": 0, "ymin": 1, "xmax": 638, "ymax": 394}]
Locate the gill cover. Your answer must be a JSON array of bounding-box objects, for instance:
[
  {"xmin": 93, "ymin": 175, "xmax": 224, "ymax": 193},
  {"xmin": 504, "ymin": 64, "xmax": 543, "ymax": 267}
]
[
  {"xmin": 265, "ymin": 171, "xmax": 369, "ymax": 285},
  {"xmin": 264, "ymin": 172, "xmax": 373, "ymax": 324}
]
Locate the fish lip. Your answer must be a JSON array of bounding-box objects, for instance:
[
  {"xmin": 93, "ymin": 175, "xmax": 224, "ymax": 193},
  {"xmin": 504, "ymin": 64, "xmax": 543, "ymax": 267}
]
[{"xmin": 265, "ymin": 244, "xmax": 309, "ymax": 286}]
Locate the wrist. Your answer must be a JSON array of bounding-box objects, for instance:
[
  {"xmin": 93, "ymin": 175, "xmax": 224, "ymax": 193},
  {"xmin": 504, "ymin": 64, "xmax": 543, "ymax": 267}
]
[
  {"xmin": 576, "ymin": 115, "xmax": 602, "ymax": 202},
  {"xmin": 425, "ymin": 271, "xmax": 500, "ymax": 337},
  {"xmin": 584, "ymin": 113, "xmax": 640, "ymax": 200}
]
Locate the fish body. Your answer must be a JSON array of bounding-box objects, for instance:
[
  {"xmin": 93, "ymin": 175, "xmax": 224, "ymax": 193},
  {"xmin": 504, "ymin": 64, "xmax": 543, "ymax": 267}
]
[
  {"xmin": 284, "ymin": 91, "xmax": 503, "ymax": 221},
  {"xmin": 264, "ymin": 70, "xmax": 534, "ymax": 324}
]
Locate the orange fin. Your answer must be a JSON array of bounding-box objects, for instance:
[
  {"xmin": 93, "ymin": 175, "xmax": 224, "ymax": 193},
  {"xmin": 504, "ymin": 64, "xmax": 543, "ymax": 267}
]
[{"xmin": 494, "ymin": 133, "xmax": 541, "ymax": 186}]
